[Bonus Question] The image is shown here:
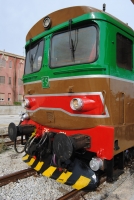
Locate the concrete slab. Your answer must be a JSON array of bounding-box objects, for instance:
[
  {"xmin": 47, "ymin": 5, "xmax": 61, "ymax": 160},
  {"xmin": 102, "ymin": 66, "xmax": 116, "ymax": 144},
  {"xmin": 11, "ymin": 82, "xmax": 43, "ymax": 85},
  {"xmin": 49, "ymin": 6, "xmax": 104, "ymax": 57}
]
[
  {"xmin": 106, "ymin": 173, "xmax": 134, "ymax": 200},
  {"xmin": 0, "ymin": 115, "xmax": 20, "ymax": 134},
  {"xmin": 0, "ymin": 106, "xmax": 25, "ymax": 115}
]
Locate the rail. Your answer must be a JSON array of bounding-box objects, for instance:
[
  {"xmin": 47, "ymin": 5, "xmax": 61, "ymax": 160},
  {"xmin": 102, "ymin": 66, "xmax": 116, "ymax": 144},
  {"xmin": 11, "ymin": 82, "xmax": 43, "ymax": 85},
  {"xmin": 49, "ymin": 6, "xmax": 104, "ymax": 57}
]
[
  {"xmin": 56, "ymin": 189, "xmax": 88, "ymax": 200},
  {"xmin": 0, "ymin": 134, "xmax": 26, "ymax": 146},
  {"xmin": 0, "ymin": 168, "xmax": 36, "ymax": 187}
]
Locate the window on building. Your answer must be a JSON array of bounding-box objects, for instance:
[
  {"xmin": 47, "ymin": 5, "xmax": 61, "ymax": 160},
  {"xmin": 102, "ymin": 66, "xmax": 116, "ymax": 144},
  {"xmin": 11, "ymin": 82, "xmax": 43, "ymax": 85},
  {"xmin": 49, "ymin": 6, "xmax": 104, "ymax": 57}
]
[
  {"xmin": 9, "ymin": 77, "xmax": 11, "ymax": 84},
  {"xmin": 0, "ymin": 93, "xmax": 5, "ymax": 101},
  {"xmin": 116, "ymin": 33, "xmax": 133, "ymax": 70},
  {"xmin": 9, "ymin": 60, "xmax": 13, "ymax": 68},
  {"xmin": 18, "ymin": 78, "xmax": 23, "ymax": 85},
  {"xmin": 0, "ymin": 58, "xmax": 2, "ymax": 66},
  {"xmin": 19, "ymin": 94, "xmax": 23, "ymax": 101},
  {"xmin": 0, "ymin": 58, "xmax": 6, "ymax": 67},
  {"xmin": 0, "ymin": 76, "xmax": 5, "ymax": 83},
  {"xmin": 8, "ymin": 93, "xmax": 11, "ymax": 101}
]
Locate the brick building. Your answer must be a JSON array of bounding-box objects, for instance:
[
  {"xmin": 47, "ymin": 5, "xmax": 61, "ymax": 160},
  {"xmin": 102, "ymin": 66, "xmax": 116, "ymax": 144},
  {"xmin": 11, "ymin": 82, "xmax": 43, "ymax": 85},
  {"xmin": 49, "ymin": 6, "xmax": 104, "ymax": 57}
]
[{"xmin": 0, "ymin": 50, "xmax": 25, "ymax": 105}]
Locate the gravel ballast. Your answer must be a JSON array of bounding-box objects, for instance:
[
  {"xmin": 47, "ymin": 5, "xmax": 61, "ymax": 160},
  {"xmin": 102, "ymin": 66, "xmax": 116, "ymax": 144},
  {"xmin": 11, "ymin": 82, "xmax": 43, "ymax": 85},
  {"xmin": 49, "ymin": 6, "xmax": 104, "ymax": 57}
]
[
  {"xmin": 0, "ymin": 147, "xmax": 134, "ymax": 200},
  {"xmin": 0, "ymin": 115, "xmax": 134, "ymax": 200},
  {"xmin": 0, "ymin": 147, "xmax": 72, "ymax": 200}
]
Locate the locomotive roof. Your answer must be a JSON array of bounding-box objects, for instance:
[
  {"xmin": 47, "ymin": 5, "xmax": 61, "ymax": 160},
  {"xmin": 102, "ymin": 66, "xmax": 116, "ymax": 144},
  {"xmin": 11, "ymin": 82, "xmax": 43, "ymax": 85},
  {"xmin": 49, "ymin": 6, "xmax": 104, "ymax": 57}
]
[{"xmin": 26, "ymin": 6, "xmax": 133, "ymax": 42}]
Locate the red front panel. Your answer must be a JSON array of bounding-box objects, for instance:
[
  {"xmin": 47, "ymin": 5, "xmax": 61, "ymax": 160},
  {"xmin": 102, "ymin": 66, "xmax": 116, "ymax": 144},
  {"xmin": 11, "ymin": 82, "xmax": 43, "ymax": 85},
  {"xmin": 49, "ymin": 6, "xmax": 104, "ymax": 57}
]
[
  {"xmin": 22, "ymin": 119, "xmax": 114, "ymax": 160},
  {"xmin": 25, "ymin": 93, "xmax": 105, "ymax": 116}
]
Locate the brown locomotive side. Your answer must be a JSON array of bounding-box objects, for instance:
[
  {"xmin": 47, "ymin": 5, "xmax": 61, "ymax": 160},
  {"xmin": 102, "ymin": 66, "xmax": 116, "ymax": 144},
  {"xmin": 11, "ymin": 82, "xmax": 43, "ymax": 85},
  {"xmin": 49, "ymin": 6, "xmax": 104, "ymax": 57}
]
[{"xmin": 24, "ymin": 76, "xmax": 134, "ymax": 157}]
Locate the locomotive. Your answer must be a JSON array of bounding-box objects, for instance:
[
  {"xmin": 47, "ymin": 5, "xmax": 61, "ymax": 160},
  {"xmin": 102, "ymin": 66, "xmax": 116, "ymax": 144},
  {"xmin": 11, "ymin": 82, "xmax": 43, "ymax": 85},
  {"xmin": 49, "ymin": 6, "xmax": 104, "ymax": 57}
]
[{"xmin": 8, "ymin": 6, "xmax": 134, "ymax": 190}]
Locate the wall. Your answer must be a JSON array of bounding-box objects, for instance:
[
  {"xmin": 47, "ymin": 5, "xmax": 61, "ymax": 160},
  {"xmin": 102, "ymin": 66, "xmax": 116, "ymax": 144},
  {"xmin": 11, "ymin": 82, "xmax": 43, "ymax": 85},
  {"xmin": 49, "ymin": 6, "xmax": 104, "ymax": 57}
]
[
  {"xmin": 0, "ymin": 51, "xmax": 25, "ymax": 105},
  {"xmin": 0, "ymin": 106, "xmax": 25, "ymax": 115}
]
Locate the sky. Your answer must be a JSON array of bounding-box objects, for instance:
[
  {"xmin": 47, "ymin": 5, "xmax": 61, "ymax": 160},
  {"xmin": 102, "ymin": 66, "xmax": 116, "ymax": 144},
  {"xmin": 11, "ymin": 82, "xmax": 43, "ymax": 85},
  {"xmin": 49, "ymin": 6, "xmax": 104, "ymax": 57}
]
[{"xmin": 0, "ymin": 0, "xmax": 133, "ymax": 56}]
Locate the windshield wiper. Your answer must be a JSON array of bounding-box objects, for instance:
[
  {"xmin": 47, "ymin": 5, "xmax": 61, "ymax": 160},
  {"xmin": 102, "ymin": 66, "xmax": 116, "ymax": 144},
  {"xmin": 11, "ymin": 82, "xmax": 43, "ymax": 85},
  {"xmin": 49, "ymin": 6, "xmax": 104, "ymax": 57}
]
[
  {"xmin": 29, "ymin": 39, "xmax": 33, "ymax": 72},
  {"xmin": 70, "ymin": 38, "xmax": 75, "ymax": 60},
  {"xmin": 30, "ymin": 54, "xmax": 34, "ymax": 72},
  {"xmin": 68, "ymin": 19, "xmax": 78, "ymax": 62},
  {"xmin": 29, "ymin": 41, "xmax": 40, "ymax": 73}
]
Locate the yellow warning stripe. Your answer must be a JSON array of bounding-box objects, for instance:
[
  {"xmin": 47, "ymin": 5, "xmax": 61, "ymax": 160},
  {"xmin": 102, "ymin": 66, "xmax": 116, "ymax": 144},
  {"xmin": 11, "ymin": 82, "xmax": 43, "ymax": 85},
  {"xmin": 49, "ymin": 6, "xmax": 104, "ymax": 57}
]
[
  {"xmin": 72, "ymin": 176, "xmax": 91, "ymax": 190},
  {"xmin": 27, "ymin": 158, "xmax": 36, "ymax": 166},
  {"xmin": 34, "ymin": 161, "xmax": 44, "ymax": 171},
  {"xmin": 22, "ymin": 154, "xmax": 91, "ymax": 190},
  {"xmin": 22, "ymin": 154, "xmax": 29, "ymax": 161},
  {"xmin": 42, "ymin": 166, "xmax": 56, "ymax": 177},
  {"xmin": 56, "ymin": 171, "xmax": 72, "ymax": 184}
]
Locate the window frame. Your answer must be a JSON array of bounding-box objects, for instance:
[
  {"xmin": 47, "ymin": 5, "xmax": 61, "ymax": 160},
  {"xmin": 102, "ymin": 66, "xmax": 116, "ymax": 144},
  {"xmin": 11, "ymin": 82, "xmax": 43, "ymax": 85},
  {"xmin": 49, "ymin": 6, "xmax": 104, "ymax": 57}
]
[
  {"xmin": 49, "ymin": 23, "xmax": 99, "ymax": 69},
  {"xmin": 0, "ymin": 93, "xmax": 5, "ymax": 101},
  {"xmin": 24, "ymin": 38, "xmax": 45, "ymax": 75},
  {"xmin": 0, "ymin": 58, "xmax": 6, "ymax": 67},
  {"xmin": 8, "ymin": 77, "xmax": 11, "ymax": 85},
  {"xmin": 116, "ymin": 33, "xmax": 133, "ymax": 71},
  {"xmin": 9, "ymin": 60, "xmax": 13, "ymax": 68},
  {"xmin": 0, "ymin": 76, "xmax": 5, "ymax": 84},
  {"xmin": 18, "ymin": 78, "xmax": 23, "ymax": 85}
]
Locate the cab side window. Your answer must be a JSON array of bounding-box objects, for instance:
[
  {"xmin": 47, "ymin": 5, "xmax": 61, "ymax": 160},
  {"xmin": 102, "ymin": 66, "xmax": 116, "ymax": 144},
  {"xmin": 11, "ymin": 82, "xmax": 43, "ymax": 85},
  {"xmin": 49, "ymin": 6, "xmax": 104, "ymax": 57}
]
[
  {"xmin": 25, "ymin": 40, "xmax": 44, "ymax": 74},
  {"xmin": 116, "ymin": 33, "xmax": 132, "ymax": 71}
]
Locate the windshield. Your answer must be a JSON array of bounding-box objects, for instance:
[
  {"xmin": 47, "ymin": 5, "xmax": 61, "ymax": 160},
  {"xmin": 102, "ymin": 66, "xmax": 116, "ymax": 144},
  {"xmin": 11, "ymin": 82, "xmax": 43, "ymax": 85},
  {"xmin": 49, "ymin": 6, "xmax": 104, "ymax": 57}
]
[
  {"xmin": 50, "ymin": 26, "xmax": 97, "ymax": 68},
  {"xmin": 24, "ymin": 40, "xmax": 44, "ymax": 74}
]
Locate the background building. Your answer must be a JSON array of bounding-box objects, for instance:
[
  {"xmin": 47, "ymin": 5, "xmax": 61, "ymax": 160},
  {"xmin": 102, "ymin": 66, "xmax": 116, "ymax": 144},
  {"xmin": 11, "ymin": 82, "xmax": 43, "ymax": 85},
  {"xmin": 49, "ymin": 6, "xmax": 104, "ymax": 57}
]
[{"xmin": 0, "ymin": 50, "xmax": 25, "ymax": 105}]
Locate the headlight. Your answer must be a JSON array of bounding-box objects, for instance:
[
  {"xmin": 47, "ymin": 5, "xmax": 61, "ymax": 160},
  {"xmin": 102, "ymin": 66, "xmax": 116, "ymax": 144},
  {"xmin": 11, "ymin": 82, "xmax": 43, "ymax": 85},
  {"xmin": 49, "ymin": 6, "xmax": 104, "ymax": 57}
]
[
  {"xmin": 43, "ymin": 16, "xmax": 51, "ymax": 29},
  {"xmin": 70, "ymin": 97, "xmax": 96, "ymax": 112},
  {"xmin": 70, "ymin": 98, "xmax": 83, "ymax": 111}
]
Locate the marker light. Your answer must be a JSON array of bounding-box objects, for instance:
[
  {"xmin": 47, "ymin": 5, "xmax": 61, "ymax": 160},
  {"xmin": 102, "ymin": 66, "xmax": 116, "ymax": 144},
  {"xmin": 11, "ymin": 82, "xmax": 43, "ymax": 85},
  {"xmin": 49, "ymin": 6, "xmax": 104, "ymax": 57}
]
[
  {"xmin": 70, "ymin": 98, "xmax": 83, "ymax": 111},
  {"xmin": 22, "ymin": 99, "xmax": 30, "ymax": 108},
  {"xmin": 89, "ymin": 157, "xmax": 103, "ymax": 171},
  {"xmin": 43, "ymin": 16, "xmax": 51, "ymax": 29},
  {"xmin": 22, "ymin": 113, "xmax": 30, "ymax": 120}
]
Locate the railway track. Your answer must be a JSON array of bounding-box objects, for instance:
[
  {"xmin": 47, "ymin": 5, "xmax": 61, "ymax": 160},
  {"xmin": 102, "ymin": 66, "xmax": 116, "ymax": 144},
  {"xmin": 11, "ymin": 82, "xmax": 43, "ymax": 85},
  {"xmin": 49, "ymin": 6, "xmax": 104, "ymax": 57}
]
[
  {"xmin": 56, "ymin": 177, "xmax": 106, "ymax": 200},
  {"xmin": 0, "ymin": 168, "xmax": 36, "ymax": 187},
  {"xmin": 56, "ymin": 189, "xmax": 88, "ymax": 200},
  {"xmin": 1, "ymin": 133, "xmax": 134, "ymax": 199},
  {"xmin": 4, "ymin": 140, "xmax": 26, "ymax": 146},
  {"xmin": 56, "ymin": 170, "xmax": 126, "ymax": 200},
  {"xmin": 0, "ymin": 139, "xmax": 26, "ymax": 146},
  {"xmin": 0, "ymin": 134, "xmax": 26, "ymax": 146},
  {"xmin": 0, "ymin": 134, "xmax": 8, "ymax": 139}
]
